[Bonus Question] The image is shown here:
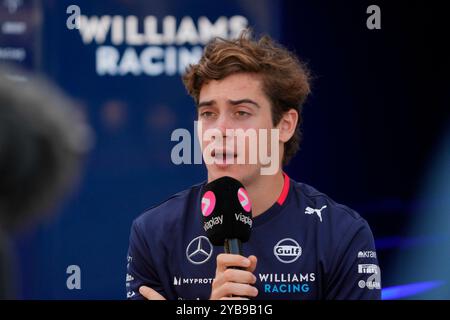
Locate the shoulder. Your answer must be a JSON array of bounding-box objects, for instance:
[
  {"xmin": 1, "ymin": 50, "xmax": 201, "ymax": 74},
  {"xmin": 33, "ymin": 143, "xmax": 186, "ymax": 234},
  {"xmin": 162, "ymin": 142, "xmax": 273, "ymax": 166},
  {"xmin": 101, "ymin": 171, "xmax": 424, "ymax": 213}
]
[
  {"xmin": 293, "ymin": 181, "xmax": 373, "ymax": 248},
  {"xmin": 290, "ymin": 179, "xmax": 372, "ymax": 235},
  {"xmin": 132, "ymin": 181, "xmax": 204, "ymax": 234},
  {"xmin": 290, "ymin": 179, "xmax": 377, "ymax": 271}
]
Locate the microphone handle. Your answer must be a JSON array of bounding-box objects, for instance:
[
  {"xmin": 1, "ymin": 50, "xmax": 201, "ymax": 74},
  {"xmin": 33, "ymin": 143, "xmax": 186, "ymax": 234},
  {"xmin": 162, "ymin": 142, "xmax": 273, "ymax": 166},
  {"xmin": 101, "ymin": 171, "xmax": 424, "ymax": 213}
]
[
  {"xmin": 224, "ymin": 238, "xmax": 242, "ymax": 255},
  {"xmin": 224, "ymin": 238, "xmax": 244, "ymax": 270}
]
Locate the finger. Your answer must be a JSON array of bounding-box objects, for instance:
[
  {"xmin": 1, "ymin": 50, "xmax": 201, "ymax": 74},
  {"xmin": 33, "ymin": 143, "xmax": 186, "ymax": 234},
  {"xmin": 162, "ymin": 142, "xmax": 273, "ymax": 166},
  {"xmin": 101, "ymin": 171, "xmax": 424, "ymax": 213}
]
[
  {"xmin": 213, "ymin": 268, "xmax": 257, "ymax": 288},
  {"xmin": 246, "ymin": 255, "xmax": 258, "ymax": 273},
  {"xmin": 139, "ymin": 286, "xmax": 166, "ymax": 300},
  {"xmin": 213, "ymin": 282, "xmax": 258, "ymax": 300},
  {"xmin": 216, "ymin": 254, "xmax": 251, "ymax": 273}
]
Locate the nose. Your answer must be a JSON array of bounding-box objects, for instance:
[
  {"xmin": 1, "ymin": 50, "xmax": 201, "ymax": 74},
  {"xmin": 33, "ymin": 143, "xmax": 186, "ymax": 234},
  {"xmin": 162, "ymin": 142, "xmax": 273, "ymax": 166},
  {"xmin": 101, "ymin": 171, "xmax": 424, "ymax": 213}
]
[{"xmin": 215, "ymin": 113, "xmax": 234, "ymax": 138}]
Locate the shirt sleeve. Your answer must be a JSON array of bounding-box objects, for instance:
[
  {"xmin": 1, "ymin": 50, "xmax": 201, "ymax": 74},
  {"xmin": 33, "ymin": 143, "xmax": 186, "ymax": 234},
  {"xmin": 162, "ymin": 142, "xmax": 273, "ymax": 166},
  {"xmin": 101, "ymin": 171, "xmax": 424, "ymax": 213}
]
[
  {"xmin": 126, "ymin": 219, "xmax": 167, "ymax": 300},
  {"xmin": 325, "ymin": 218, "xmax": 382, "ymax": 300}
]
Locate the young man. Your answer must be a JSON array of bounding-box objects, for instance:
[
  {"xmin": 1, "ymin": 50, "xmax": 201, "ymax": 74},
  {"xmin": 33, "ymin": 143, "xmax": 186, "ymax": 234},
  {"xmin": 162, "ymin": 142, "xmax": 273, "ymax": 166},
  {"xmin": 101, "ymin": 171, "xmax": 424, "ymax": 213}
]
[{"xmin": 126, "ymin": 32, "xmax": 381, "ymax": 300}]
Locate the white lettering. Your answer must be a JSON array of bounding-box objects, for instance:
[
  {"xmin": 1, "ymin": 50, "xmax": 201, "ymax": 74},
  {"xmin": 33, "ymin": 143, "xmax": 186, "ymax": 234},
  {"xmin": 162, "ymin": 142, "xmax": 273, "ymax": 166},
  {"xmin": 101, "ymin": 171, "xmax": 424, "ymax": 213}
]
[
  {"xmin": 203, "ymin": 215, "xmax": 223, "ymax": 231},
  {"xmin": 79, "ymin": 15, "xmax": 111, "ymax": 44},
  {"xmin": 234, "ymin": 212, "xmax": 253, "ymax": 227},
  {"xmin": 78, "ymin": 15, "xmax": 248, "ymax": 46}
]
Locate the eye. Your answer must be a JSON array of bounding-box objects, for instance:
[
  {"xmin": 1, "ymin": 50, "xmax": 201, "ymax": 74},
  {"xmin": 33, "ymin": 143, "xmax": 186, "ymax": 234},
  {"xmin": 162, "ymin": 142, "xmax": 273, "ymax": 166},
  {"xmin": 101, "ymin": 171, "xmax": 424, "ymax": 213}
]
[
  {"xmin": 235, "ymin": 111, "xmax": 251, "ymax": 117},
  {"xmin": 199, "ymin": 111, "xmax": 215, "ymax": 119}
]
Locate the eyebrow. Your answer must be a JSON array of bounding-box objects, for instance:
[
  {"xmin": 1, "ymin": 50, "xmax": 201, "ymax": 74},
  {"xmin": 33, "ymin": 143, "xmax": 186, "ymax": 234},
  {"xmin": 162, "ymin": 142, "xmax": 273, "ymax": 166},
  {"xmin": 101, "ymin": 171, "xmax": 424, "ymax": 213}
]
[
  {"xmin": 197, "ymin": 100, "xmax": 214, "ymax": 108},
  {"xmin": 197, "ymin": 99, "xmax": 260, "ymax": 109},
  {"xmin": 229, "ymin": 99, "xmax": 260, "ymax": 108}
]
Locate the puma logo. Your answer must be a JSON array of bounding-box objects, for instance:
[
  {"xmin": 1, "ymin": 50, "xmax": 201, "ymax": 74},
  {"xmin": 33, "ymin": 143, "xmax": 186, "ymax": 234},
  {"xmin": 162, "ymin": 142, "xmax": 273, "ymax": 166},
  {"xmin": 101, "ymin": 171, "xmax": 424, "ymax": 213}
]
[{"xmin": 304, "ymin": 205, "xmax": 327, "ymax": 222}]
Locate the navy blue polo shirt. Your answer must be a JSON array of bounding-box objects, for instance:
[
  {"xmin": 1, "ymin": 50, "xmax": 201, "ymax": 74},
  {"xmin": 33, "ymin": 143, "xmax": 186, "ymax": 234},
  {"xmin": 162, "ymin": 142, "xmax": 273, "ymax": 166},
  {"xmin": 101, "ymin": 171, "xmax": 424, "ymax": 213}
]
[{"xmin": 126, "ymin": 174, "xmax": 381, "ymax": 300}]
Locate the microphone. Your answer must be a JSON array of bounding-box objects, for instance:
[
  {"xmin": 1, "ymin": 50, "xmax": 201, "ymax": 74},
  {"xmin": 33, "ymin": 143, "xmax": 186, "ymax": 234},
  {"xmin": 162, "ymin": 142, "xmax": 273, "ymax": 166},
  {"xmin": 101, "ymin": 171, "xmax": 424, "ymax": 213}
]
[
  {"xmin": 0, "ymin": 66, "xmax": 92, "ymax": 230},
  {"xmin": 200, "ymin": 176, "xmax": 253, "ymax": 256},
  {"xmin": 0, "ymin": 65, "xmax": 92, "ymax": 299}
]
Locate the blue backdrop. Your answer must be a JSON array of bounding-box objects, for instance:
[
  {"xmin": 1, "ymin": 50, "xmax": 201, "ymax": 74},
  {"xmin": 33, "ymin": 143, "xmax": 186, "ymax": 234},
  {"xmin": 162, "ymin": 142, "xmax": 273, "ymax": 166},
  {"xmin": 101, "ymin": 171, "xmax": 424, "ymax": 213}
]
[{"xmin": 1, "ymin": 0, "xmax": 448, "ymax": 299}]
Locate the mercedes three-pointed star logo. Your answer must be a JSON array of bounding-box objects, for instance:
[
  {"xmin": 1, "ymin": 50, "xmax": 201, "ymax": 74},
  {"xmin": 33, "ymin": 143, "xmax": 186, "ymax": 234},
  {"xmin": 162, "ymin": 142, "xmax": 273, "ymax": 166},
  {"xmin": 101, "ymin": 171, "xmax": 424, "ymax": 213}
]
[{"xmin": 186, "ymin": 236, "xmax": 213, "ymax": 265}]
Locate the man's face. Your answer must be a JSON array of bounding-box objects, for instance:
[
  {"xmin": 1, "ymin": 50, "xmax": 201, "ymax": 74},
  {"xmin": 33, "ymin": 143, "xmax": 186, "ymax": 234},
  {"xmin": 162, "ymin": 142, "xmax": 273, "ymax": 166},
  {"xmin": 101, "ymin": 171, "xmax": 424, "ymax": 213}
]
[{"xmin": 197, "ymin": 72, "xmax": 280, "ymax": 185}]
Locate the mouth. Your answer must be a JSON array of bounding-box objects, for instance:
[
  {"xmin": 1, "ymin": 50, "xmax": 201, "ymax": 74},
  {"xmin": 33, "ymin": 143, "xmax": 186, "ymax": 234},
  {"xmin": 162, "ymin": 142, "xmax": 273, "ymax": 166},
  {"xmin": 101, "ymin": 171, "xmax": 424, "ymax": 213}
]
[{"xmin": 211, "ymin": 149, "xmax": 238, "ymax": 164}]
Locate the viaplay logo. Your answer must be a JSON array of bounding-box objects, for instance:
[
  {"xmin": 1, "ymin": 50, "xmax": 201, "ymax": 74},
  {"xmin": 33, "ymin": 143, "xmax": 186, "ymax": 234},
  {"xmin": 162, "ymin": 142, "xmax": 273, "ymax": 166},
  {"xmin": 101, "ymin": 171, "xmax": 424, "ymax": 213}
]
[
  {"xmin": 237, "ymin": 187, "xmax": 251, "ymax": 212},
  {"xmin": 202, "ymin": 191, "xmax": 223, "ymax": 232},
  {"xmin": 201, "ymin": 191, "xmax": 216, "ymax": 217}
]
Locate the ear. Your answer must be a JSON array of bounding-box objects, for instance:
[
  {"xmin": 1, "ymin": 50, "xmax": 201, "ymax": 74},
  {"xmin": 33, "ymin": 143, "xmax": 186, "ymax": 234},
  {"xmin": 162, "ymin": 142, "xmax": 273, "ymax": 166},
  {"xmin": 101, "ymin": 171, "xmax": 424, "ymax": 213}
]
[{"xmin": 276, "ymin": 109, "xmax": 299, "ymax": 143}]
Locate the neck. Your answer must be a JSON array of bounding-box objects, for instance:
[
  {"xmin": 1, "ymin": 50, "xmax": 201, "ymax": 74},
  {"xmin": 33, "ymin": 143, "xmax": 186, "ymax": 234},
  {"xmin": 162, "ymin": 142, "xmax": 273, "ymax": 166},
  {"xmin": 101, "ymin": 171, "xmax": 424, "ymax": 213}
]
[{"xmin": 244, "ymin": 170, "xmax": 285, "ymax": 218}]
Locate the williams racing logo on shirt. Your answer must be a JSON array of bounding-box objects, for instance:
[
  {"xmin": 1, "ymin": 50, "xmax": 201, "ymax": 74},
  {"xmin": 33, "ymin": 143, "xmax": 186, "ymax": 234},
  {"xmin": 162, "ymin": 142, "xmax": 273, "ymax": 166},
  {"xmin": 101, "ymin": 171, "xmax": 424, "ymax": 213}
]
[{"xmin": 258, "ymin": 273, "xmax": 316, "ymax": 294}]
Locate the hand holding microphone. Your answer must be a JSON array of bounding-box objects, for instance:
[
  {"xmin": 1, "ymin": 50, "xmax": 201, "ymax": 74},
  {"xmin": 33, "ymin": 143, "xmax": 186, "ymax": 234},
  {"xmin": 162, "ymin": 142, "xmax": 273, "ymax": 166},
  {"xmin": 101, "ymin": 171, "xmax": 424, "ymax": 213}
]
[
  {"xmin": 201, "ymin": 176, "xmax": 258, "ymax": 300},
  {"xmin": 210, "ymin": 253, "xmax": 258, "ymax": 300}
]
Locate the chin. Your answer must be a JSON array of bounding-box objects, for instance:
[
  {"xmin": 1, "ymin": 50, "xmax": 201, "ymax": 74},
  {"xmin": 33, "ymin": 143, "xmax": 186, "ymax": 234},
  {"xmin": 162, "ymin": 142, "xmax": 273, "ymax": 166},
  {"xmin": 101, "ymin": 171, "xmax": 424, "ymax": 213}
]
[{"xmin": 207, "ymin": 164, "xmax": 259, "ymax": 184}]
